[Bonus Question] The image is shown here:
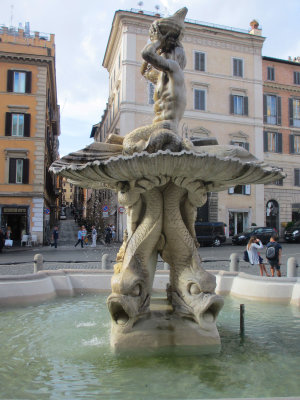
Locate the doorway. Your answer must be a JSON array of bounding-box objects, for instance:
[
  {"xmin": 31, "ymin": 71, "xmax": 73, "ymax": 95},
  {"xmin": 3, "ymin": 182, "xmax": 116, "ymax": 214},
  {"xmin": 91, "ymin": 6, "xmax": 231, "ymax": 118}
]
[
  {"xmin": 229, "ymin": 211, "xmax": 249, "ymax": 235},
  {"xmin": 266, "ymin": 200, "xmax": 279, "ymax": 232}
]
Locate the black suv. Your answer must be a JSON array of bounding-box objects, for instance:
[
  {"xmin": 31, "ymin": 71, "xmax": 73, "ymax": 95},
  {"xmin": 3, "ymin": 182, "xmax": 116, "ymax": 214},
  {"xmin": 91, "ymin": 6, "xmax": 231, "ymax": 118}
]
[
  {"xmin": 194, "ymin": 222, "xmax": 226, "ymax": 247},
  {"xmin": 284, "ymin": 221, "xmax": 300, "ymax": 243},
  {"xmin": 231, "ymin": 226, "xmax": 276, "ymax": 245}
]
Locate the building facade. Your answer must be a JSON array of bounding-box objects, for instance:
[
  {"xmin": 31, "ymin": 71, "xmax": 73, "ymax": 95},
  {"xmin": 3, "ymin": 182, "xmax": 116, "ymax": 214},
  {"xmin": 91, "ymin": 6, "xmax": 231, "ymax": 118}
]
[
  {"xmin": 0, "ymin": 25, "xmax": 60, "ymax": 244},
  {"xmin": 92, "ymin": 9, "xmax": 266, "ymax": 238},
  {"xmin": 262, "ymin": 56, "xmax": 300, "ymax": 235}
]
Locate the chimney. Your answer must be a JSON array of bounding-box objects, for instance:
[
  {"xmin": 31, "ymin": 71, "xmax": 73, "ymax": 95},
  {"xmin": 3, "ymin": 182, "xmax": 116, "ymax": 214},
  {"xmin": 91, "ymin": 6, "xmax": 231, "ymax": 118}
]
[{"xmin": 249, "ymin": 19, "xmax": 262, "ymax": 36}]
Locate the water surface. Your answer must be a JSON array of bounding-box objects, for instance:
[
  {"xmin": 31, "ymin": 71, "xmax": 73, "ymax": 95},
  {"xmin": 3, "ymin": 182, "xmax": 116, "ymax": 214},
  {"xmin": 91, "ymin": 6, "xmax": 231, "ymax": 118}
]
[{"xmin": 0, "ymin": 295, "xmax": 299, "ymax": 399}]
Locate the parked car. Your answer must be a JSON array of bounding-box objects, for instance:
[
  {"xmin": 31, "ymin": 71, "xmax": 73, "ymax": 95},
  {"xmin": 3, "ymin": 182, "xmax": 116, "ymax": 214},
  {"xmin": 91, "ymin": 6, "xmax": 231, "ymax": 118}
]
[
  {"xmin": 60, "ymin": 212, "xmax": 66, "ymax": 220},
  {"xmin": 231, "ymin": 226, "xmax": 276, "ymax": 245},
  {"xmin": 284, "ymin": 221, "xmax": 300, "ymax": 243},
  {"xmin": 195, "ymin": 222, "xmax": 226, "ymax": 247}
]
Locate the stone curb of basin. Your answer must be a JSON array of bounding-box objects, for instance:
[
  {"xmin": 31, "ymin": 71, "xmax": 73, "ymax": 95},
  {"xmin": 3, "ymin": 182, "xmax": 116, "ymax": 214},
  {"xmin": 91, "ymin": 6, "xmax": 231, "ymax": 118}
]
[{"xmin": 0, "ymin": 268, "xmax": 299, "ymax": 307}]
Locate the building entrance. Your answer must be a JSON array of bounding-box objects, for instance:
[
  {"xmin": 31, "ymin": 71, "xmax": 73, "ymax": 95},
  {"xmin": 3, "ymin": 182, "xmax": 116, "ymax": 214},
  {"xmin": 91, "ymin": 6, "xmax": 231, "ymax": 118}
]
[
  {"xmin": 266, "ymin": 200, "xmax": 279, "ymax": 232},
  {"xmin": 1, "ymin": 207, "xmax": 28, "ymax": 241},
  {"xmin": 229, "ymin": 211, "xmax": 249, "ymax": 236}
]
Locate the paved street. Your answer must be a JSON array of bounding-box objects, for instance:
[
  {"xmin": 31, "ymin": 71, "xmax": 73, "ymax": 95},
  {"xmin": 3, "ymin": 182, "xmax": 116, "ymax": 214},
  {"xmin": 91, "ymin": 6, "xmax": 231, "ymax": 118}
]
[{"xmin": 0, "ymin": 237, "xmax": 299, "ymax": 277}]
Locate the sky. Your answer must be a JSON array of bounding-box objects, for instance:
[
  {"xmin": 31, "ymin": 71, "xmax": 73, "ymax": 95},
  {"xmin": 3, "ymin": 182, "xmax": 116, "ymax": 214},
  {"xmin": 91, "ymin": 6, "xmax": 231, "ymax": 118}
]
[{"xmin": 2, "ymin": 0, "xmax": 300, "ymax": 157}]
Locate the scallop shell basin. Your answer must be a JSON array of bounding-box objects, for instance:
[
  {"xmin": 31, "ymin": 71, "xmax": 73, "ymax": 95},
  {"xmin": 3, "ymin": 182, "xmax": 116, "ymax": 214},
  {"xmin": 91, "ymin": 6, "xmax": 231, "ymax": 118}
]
[{"xmin": 50, "ymin": 142, "xmax": 285, "ymax": 192}]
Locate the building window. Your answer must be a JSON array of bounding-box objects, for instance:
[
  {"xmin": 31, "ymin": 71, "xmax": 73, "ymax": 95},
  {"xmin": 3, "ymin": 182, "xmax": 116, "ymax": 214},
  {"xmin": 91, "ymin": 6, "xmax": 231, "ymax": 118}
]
[
  {"xmin": 148, "ymin": 82, "xmax": 155, "ymax": 105},
  {"xmin": 228, "ymin": 185, "xmax": 251, "ymax": 195},
  {"xmin": 194, "ymin": 51, "xmax": 205, "ymax": 72},
  {"xmin": 230, "ymin": 95, "xmax": 248, "ymax": 115},
  {"xmin": 233, "ymin": 58, "xmax": 243, "ymax": 77},
  {"xmin": 8, "ymin": 158, "xmax": 29, "ymax": 184},
  {"xmin": 230, "ymin": 140, "xmax": 249, "ymax": 151},
  {"xmin": 194, "ymin": 89, "xmax": 206, "ymax": 111},
  {"xmin": 294, "ymin": 169, "xmax": 300, "ymax": 186},
  {"xmin": 267, "ymin": 66, "xmax": 275, "ymax": 81},
  {"xmin": 289, "ymin": 98, "xmax": 300, "ymax": 127},
  {"xmin": 263, "ymin": 131, "xmax": 282, "ymax": 153},
  {"xmin": 289, "ymin": 135, "xmax": 300, "ymax": 154},
  {"xmin": 7, "ymin": 70, "xmax": 32, "ymax": 93},
  {"xmin": 5, "ymin": 113, "xmax": 30, "ymax": 137},
  {"xmin": 263, "ymin": 94, "xmax": 281, "ymax": 125},
  {"xmin": 294, "ymin": 71, "xmax": 300, "ymax": 85}
]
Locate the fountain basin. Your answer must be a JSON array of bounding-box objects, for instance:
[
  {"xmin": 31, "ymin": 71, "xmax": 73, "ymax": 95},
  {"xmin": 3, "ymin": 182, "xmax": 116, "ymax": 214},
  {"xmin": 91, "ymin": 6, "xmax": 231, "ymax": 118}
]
[
  {"xmin": 0, "ymin": 294, "xmax": 299, "ymax": 400},
  {"xmin": 0, "ymin": 270, "xmax": 299, "ymax": 307}
]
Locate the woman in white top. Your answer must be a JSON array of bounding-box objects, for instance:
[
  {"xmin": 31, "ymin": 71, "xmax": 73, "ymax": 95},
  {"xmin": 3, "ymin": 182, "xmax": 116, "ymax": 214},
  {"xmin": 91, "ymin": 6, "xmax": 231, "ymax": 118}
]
[{"xmin": 247, "ymin": 236, "xmax": 270, "ymax": 276}]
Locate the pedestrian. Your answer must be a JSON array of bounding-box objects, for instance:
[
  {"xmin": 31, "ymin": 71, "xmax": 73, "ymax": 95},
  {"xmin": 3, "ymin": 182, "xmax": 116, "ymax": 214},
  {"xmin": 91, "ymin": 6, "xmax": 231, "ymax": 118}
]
[
  {"xmin": 0, "ymin": 228, "xmax": 5, "ymax": 253},
  {"xmin": 266, "ymin": 234, "xmax": 282, "ymax": 277},
  {"xmin": 51, "ymin": 226, "xmax": 59, "ymax": 248},
  {"xmin": 111, "ymin": 227, "xmax": 116, "ymax": 242},
  {"xmin": 246, "ymin": 236, "xmax": 270, "ymax": 276},
  {"xmin": 105, "ymin": 225, "xmax": 111, "ymax": 245},
  {"xmin": 81, "ymin": 225, "xmax": 88, "ymax": 246},
  {"xmin": 75, "ymin": 228, "xmax": 83, "ymax": 248},
  {"xmin": 91, "ymin": 225, "xmax": 97, "ymax": 247}
]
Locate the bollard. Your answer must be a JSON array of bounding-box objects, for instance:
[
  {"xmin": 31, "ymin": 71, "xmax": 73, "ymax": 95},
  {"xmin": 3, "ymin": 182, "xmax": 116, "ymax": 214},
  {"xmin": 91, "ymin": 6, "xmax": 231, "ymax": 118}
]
[
  {"xmin": 101, "ymin": 253, "xmax": 110, "ymax": 270},
  {"xmin": 287, "ymin": 257, "xmax": 297, "ymax": 277},
  {"xmin": 230, "ymin": 253, "xmax": 239, "ymax": 272},
  {"xmin": 33, "ymin": 254, "xmax": 44, "ymax": 273},
  {"xmin": 163, "ymin": 262, "xmax": 170, "ymax": 270}
]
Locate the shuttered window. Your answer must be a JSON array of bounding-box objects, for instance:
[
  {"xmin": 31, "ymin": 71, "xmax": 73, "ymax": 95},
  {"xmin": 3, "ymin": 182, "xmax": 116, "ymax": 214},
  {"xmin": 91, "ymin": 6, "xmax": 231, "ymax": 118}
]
[
  {"xmin": 7, "ymin": 70, "xmax": 32, "ymax": 93},
  {"xmin": 263, "ymin": 94, "xmax": 281, "ymax": 125},
  {"xmin": 289, "ymin": 98, "xmax": 300, "ymax": 127},
  {"xmin": 294, "ymin": 71, "xmax": 300, "ymax": 85},
  {"xmin": 267, "ymin": 67, "xmax": 275, "ymax": 81},
  {"xmin": 294, "ymin": 169, "xmax": 300, "ymax": 186},
  {"xmin": 290, "ymin": 135, "xmax": 300, "ymax": 154},
  {"xmin": 228, "ymin": 185, "xmax": 251, "ymax": 195},
  {"xmin": 5, "ymin": 113, "xmax": 30, "ymax": 137},
  {"xmin": 263, "ymin": 131, "xmax": 282, "ymax": 153},
  {"xmin": 194, "ymin": 52, "xmax": 205, "ymax": 72},
  {"xmin": 194, "ymin": 89, "xmax": 206, "ymax": 111},
  {"xmin": 230, "ymin": 95, "xmax": 248, "ymax": 116},
  {"xmin": 8, "ymin": 158, "xmax": 29, "ymax": 184},
  {"xmin": 148, "ymin": 83, "xmax": 155, "ymax": 104},
  {"xmin": 233, "ymin": 58, "xmax": 243, "ymax": 77}
]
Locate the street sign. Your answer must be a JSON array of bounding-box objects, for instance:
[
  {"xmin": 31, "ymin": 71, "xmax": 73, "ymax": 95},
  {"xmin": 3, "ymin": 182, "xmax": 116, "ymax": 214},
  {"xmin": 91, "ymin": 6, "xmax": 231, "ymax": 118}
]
[
  {"xmin": 44, "ymin": 208, "xmax": 50, "ymax": 215},
  {"xmin": 102, "ymin": 211, "xmax": 109, "ymax": 218},
  {"xmin": 102, "ymin": 205, "xmax": 109, "ymax": 212},
  {"xmin": 118, "ymin": 206, "xmax": 125, "ymax": 214}
]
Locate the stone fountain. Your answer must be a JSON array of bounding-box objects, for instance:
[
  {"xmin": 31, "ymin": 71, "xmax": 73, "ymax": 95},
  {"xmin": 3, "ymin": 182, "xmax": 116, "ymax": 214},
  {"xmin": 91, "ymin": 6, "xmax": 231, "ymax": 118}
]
[{"xmin": 50, "ymin": 8, "xmax": 284, "ymax": 353}]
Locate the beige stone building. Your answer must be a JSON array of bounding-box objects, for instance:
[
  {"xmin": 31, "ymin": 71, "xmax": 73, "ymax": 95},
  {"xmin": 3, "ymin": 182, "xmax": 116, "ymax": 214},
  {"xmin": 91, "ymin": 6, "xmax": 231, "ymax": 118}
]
[{"xmin": 93, "ymin": 9, "xmax": 266, "ymax": 237}]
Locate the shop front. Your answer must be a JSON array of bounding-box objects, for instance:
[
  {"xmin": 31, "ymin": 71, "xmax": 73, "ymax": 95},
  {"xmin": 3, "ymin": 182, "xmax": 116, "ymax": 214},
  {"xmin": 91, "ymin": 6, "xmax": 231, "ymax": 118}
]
[{"xmin": 0, "ymin": 206, "xmax": 29, "ymax": 242}]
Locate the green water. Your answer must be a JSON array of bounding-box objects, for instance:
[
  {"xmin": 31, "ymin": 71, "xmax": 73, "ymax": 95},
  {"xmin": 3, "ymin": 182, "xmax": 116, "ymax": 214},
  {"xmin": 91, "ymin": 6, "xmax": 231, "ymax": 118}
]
[{"xmin": 0, "ymin": 295, "xmax": 299, "ymax": 400}]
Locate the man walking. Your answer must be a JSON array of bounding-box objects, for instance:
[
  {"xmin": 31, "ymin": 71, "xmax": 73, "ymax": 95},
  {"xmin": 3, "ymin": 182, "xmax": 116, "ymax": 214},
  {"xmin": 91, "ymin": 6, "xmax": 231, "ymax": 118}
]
[
  {"xmin": 75, "ymin": 228, "xmax": 83, "ymax": 248},
  {"xmin": 266, "ymin": 234, "xmax": 282, "ymax": 277},
  {"xmin": 51, "ymin": 226, "xmax": 59, "ymax": 249}
]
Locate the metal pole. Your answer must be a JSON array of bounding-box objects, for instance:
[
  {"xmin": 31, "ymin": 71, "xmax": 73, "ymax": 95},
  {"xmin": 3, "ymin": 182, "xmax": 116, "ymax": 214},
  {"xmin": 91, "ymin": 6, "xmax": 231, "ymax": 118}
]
[{"xmin": 240, "ymin": 304, "xmax": 245, "ymax": 336}]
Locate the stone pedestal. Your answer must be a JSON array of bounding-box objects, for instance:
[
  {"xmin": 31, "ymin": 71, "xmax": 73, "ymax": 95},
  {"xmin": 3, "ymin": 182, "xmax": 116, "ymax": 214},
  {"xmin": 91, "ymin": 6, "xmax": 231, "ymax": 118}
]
[{"xmin": 110, "ymin": 297, "xmax": 221, "ymax": 354}]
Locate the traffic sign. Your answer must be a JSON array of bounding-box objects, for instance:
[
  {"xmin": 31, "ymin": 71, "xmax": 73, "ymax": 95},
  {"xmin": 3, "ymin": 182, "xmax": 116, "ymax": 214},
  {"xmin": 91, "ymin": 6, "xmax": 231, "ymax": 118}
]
[
  {"xmin": 44, "ymin": 208, "xmax": 50, "ymax": 215},
  {"xmin": 118, "ymin": 206, "xmax": 125, "ymax": 214},
  {"xmin": 102, "ymin": 205, "xmax": 109, "ymax": 212}
]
